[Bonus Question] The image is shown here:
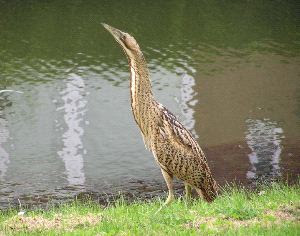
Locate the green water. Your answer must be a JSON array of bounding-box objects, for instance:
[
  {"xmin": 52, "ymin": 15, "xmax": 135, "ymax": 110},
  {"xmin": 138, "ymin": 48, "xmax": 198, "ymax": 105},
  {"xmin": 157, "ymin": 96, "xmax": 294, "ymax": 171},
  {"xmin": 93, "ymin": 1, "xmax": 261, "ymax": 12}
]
[{"xmin": 0, "ymin": 0, "xmax": 299, "ymax": 208}]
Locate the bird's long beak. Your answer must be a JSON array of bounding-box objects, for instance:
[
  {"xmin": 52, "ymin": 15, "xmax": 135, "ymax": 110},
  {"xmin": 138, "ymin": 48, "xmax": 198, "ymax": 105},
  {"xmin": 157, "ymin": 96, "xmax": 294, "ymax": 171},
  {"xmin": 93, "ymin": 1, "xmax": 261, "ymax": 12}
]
[{"xmin": 102, "ymin": 23, "xmax": 125, "ymax": 44}]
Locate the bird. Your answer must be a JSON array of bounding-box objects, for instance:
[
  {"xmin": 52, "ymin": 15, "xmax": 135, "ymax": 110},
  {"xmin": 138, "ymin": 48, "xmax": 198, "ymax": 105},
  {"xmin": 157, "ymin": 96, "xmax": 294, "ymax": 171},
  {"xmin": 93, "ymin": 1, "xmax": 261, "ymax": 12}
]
[{"xmin": 102, "ymin": 23, "xmax": 218, "ymax": 206}]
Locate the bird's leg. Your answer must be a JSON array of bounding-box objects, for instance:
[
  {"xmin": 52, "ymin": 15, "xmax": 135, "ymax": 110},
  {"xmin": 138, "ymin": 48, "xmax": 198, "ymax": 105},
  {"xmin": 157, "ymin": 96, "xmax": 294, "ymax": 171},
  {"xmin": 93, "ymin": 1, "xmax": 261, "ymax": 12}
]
[
  {"xmin": 155, "ymin": 168, "xmax": 174, "ymax": 214},
  {"xmin": 184, "ymin": 182, "xmax": 192, "ymax": 201},
  {"xmin": 195, "ymin": 187, "xmax": 205, "ymax": 200},
  {"xmin": 161, "ymin": 168, "xmax": 175, "ymax": 205}
]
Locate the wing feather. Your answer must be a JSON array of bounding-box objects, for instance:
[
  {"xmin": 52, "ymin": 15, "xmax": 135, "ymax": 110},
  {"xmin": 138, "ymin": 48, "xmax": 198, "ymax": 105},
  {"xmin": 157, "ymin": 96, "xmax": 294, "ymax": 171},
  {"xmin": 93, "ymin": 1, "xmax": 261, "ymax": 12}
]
[{"xmin": 156, "ymin": 102, "xmax": 207, "ymax": 162}]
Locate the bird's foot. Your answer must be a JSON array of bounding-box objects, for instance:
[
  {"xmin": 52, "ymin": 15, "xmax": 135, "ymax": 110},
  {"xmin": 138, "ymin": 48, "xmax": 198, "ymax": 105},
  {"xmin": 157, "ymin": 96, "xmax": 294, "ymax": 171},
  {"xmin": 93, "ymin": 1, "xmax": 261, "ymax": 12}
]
[
  {"xmin": 164, "ymin": 194, "xmax": 175, "ymax": 205},
  {"xmin": 155, "ymin": 194, "xmax": 174, "ymax": 214},
  {"xmin": 184, "ymin": 182, "xmax": 192, "ymax": 202},
  {"xmin": 184, "ymin": 194, "xmax": 192, "ymax": 203}
]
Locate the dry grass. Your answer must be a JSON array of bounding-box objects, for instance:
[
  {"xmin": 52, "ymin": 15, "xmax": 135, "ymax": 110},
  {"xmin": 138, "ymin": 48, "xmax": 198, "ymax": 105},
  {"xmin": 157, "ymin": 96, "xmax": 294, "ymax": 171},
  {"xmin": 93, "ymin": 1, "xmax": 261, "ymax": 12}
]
[{"xmin": 4, "ymin": 213, "xmax": 102, "ymax": 232}]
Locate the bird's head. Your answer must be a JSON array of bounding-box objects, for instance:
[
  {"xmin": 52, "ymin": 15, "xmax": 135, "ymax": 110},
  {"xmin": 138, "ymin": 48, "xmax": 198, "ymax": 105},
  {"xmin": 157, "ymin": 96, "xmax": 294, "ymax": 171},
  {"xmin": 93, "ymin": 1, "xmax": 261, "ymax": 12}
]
[{"xmin": 102, "ymin": 23, "xmax": 141, "ymax": 59}]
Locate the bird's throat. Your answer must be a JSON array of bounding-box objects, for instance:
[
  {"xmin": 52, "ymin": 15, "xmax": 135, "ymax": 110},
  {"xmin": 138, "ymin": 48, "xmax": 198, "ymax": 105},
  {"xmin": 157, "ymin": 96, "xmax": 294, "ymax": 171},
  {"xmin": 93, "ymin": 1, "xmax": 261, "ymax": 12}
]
[{"xmin": 129, "ymin": 58, "xmax": 153, "ymax": 135}]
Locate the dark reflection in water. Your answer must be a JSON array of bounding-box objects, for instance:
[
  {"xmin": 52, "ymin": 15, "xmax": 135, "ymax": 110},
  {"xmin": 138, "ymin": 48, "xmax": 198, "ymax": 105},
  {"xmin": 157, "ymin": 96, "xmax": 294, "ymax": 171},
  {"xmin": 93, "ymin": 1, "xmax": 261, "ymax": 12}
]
[{"xmin": 0, "ymin": 0, "xmax": 299, "ymax": 208}]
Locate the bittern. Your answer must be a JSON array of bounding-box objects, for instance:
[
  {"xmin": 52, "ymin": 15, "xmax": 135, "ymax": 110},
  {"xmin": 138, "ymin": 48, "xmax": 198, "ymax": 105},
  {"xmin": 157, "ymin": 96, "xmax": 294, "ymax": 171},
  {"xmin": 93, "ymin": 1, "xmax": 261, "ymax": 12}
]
[{"xmin": 102, "ymin": 23, "xmax": 218, "ymax": 206}]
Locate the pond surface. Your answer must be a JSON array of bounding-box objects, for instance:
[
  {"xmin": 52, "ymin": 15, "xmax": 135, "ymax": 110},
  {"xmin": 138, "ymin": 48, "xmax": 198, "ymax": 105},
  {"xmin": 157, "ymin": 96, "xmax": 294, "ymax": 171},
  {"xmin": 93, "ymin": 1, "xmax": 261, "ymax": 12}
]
[{"xmin": 0, "ymin": 0, "xmax": 299, "ymax": 208}]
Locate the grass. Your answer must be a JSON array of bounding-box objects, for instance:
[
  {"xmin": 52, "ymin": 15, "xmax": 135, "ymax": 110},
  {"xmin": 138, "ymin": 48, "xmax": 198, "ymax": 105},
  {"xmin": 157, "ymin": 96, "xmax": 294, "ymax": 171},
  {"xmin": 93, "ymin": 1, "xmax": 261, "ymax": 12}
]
[{"xmin": 0, "ymin": 182, "xmax": 299, "ymax": 235}]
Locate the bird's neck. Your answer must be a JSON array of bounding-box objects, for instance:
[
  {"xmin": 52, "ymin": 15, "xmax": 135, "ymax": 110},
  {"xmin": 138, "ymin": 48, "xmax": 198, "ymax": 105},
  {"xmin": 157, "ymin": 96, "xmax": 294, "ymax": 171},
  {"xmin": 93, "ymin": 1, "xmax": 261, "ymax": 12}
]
[{"xmin": 129, "ymin": 54, "xmax": 154, "ymax": 136}]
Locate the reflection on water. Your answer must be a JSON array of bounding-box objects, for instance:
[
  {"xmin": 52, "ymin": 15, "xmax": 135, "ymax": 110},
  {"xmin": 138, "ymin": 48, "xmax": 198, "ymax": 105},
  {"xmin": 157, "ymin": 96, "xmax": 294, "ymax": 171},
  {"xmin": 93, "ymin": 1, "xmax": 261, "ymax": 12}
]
[
  {"xmin": 0, "ymin": 114, "xmax": 9, "ymax": 181},
  {"xmin": 180, "ymin": 71, "xmax": 198, "ymax": 138},
  {"xmin": 245, "ymin": 119, "xmax": 284, "ymax": 180},
  {"xmin": 56, "ymin": 73, "xmax": 87, "ymax": 186},
  {"xmin": 0, "ymin": 90, "xmax": 23, "ymax": 94}
]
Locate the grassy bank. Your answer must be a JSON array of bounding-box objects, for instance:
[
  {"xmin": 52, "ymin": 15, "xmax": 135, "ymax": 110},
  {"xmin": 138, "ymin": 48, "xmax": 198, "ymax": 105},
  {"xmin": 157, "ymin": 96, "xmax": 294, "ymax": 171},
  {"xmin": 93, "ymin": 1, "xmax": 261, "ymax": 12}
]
[{"xmin": 0, "ymin": 182, "xmax": 299, "ymax": 235}]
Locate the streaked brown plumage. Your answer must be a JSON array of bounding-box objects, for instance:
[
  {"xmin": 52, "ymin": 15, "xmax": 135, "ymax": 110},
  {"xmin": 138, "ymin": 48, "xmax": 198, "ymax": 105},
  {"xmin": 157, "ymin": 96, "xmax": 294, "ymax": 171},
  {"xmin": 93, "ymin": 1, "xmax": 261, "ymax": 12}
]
[{"xmin": 102, "ymin": 23, "xmax": 218, "ymax": 205}]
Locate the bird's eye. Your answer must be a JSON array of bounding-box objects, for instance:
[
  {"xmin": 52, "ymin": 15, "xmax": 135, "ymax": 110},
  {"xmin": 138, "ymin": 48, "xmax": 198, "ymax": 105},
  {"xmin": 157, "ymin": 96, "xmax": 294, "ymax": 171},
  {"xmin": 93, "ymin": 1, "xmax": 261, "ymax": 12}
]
[{"xmin": 121, "ymin": 35, "xmax": 126, "ymax": 41}]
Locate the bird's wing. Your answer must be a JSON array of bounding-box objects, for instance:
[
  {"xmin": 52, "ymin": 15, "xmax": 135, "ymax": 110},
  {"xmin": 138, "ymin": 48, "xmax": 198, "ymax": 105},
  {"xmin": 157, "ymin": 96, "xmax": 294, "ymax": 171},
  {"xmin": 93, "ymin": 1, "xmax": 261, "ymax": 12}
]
[{"xmin": 156, "ymin": 102, "xmax": 207, "ymax": 162}]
